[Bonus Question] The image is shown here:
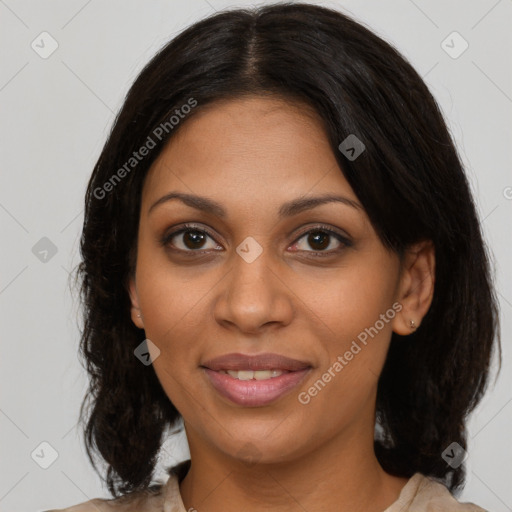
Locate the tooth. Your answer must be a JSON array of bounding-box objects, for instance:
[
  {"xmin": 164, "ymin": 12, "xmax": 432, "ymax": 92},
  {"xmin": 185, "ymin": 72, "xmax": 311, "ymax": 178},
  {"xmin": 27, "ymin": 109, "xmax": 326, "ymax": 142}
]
[
  {"xmin": 237, "ymin": 370, "xmax": 254, "ymax": 380},
  {"xmin": 226, "ymin": 370, "xmax": 251, "ymax": 379},
  {"xmin": 224, "ymin": 369, "xmax": 288, "ymax": 380},
  {"xmin": 253, "ymin": 370, "xmax": 272, "ymax": 380}
]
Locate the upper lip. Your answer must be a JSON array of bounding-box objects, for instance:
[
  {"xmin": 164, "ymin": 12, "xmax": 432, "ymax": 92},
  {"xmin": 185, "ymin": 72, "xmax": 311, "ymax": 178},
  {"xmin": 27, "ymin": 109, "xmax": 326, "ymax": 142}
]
[{"xmin": 201, "ymin": 352, "xmax": 311, "ymax": 371}]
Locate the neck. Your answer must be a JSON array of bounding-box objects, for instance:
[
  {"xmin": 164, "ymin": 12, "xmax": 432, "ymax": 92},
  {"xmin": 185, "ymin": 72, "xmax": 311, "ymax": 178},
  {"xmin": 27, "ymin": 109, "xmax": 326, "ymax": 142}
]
[{"xmin": 179, "ymin": 422, "xmax": 408, "ymax": 512}]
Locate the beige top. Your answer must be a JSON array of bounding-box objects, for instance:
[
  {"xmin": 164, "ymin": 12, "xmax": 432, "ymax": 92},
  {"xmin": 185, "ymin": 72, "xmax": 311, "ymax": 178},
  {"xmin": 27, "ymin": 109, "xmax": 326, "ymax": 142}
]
[{"xmin": 46, "ymin": 461, "xmax": 488, "ymax": 512}]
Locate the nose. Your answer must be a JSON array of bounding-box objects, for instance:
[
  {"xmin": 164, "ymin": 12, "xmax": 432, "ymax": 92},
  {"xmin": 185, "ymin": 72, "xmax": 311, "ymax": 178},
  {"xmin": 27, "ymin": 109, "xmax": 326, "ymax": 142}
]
[{"xmin": 213, "ymin": 244, "xmax": 295, "ymax": 335}]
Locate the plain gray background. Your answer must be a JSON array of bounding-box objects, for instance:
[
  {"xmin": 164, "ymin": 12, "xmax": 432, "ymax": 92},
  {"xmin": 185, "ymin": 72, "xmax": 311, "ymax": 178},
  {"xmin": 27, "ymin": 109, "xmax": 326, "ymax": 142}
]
[{"xmin": 1, "ymin": 1, "xmax": 511, "ymax": 511}]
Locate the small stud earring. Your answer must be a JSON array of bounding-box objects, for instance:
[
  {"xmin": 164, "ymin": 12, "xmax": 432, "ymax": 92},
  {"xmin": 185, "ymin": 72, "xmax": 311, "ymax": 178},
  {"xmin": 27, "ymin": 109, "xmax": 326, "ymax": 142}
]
[
  {"xmin": 409, "ymin": 319, "xmax": 417, "ymax": 330},
  {"xmin": 137, "ymin": 312, "xmax": 141, "ymax": 318}
]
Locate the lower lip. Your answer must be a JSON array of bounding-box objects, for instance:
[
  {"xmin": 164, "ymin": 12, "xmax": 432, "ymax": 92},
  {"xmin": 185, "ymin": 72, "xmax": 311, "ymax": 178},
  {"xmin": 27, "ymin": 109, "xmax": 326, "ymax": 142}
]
[{"xmin": 203, "ymin": 368, "xmax": 310, "ymax": 407}]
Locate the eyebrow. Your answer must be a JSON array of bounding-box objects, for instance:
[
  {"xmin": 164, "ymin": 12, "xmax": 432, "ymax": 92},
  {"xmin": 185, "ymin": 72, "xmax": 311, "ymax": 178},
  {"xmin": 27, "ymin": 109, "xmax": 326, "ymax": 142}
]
[{"xmin": 148, "ymin": 191, "xmax": 362, "ymax": 218}]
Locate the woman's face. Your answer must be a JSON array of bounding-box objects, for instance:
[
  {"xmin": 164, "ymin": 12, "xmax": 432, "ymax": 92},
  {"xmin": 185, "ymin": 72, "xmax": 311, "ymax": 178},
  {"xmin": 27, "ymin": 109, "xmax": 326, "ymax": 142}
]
[{"xmin": 129, "ymin": 96, "xmax": 424, "ymax": 466}]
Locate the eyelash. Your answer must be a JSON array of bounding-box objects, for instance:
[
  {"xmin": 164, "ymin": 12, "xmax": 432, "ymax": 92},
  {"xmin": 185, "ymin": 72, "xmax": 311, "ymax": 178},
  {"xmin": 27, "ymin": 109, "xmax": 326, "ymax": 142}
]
[{"xmin": 160, "ymin": 223, "xmax": 352, "ymax": 258}]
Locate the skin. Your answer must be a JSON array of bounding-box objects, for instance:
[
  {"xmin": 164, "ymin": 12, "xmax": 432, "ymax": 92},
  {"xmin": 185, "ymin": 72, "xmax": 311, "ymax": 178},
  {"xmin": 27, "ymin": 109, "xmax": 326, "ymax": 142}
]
[{"xmin": 128, "ymin": 95, "xmax": 435, "ymax": 512}]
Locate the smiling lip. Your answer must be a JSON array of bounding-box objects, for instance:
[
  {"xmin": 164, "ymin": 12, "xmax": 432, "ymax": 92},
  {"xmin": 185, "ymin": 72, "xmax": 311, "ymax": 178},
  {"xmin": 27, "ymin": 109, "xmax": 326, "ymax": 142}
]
[{"xmin": 201, "ymin": 353, "xmax": 311, "ymax": 407}]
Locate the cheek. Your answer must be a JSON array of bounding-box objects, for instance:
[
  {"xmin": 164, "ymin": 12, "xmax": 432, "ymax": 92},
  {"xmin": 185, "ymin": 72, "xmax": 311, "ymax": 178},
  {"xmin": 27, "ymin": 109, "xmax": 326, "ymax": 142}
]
[
  {"xmin": 295, "ymin": 274, "xmax": 395, "ymax": 426},
  {"xmin": 135, "ymin": 245, "xmax": 212, "ymax": 341},
  {"xmin": 300, "ymin": 259, "xmax": 397, "ymax": 337},
  {"xmin": 135, "ymin": 260, "xmax": 206, "ymax": 409},
  {"xmin": 298, "ymin": 253, "xmax": 398, "ymax": 375}
]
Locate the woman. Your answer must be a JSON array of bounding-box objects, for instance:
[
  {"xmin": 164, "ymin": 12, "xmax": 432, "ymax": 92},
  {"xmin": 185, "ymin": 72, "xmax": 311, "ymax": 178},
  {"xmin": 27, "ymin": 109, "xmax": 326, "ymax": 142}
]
[{"xmin": 49, "ymin": 3, "xmax": 500, "ymax": 511}]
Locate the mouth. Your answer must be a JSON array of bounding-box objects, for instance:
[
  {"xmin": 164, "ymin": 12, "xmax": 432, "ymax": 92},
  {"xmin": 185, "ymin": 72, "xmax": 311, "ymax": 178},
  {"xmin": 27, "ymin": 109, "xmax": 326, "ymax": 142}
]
[
  {"xmin": 216, "ymin": 369, "xmax": 290, "ymax": 380},
  {"xmin": 201, "ymin": 353, "xmax": 312, "ymax": 407}
]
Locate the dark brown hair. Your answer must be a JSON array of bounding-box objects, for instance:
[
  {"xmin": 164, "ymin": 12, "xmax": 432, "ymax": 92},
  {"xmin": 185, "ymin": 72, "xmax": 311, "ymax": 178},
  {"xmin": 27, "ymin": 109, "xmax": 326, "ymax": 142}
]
[{"xmin": 75, "ymin": 2, "xmax": 500, "ymax": 498}]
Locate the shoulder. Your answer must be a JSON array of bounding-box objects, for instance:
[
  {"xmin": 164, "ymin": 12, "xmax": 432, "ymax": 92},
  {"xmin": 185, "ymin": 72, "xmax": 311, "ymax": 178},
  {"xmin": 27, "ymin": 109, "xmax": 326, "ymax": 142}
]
[
  {"xmin": 387, "ymin": 473, "xmax": 489, "ymax": 512},
  {"xmin": 43, "ymin": 461, "xmax": 191, "ymax": 512},
  {"xmin": 43, "ymin": 483, "xmax": 168, "ymax": 512},
  {"xmin": 42, "ymin": 497, "xmax": 117, "ymax": 511}
]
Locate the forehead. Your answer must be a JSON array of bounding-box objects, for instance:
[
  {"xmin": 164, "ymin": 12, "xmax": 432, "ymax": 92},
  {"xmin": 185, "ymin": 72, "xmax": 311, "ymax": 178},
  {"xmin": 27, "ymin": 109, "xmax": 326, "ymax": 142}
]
[{"xmin": 141, "ymin": 96, "xmax": 358, "ymax": 211}]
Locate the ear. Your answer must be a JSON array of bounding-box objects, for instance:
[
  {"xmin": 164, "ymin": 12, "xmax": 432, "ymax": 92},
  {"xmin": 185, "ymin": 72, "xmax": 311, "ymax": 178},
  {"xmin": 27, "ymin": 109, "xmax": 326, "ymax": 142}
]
[
  {"xmin": 128, "ymin": 274, "xmax": 144, "ymax": 329},
  {"xmin": 392, "ymin": 240, "xmax": 435, "ymax": 335}
]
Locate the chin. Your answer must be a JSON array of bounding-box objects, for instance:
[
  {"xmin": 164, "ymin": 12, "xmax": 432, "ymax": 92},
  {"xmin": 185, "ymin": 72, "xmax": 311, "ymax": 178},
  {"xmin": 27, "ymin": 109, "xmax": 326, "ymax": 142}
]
[{"xmin": 215, "ymin": 428, "xmax": 309, "ymax": 467}]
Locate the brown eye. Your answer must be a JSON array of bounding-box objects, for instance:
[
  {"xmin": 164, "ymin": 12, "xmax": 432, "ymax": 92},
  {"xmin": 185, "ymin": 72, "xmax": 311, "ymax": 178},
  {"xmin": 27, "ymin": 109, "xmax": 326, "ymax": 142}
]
[
  {"xmin": 182, "ymin": 230, "xmax": 208, "ymax": 249},
  {"xmin": 290, "ymin": 226, "xmax": 352, "ymax": 255},
  {"xmin": 307, "ymin": 231, "xmax": 331, "ymax": 251},
  {"xmin": 161, "ymin": 224, "xmax": 221, "ymax": 253}
]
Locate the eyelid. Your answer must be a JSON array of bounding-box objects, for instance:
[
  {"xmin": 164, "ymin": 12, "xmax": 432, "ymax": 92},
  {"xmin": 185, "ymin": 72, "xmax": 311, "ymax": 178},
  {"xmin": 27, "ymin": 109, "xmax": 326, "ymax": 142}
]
[
  {"xmin": 160, "ymin": 223, "xmax": 221, "ymax": 250},
  {"xmin": 291, "ymin": 223, "xmax": 352, "ymax": 245},
  {"xmin": 160, "ymin": 222, "xmax": 353, "ymax": 254},
  {"xmin": 289, "ymin": 223, "xmax": 353, "ymax": 255}
]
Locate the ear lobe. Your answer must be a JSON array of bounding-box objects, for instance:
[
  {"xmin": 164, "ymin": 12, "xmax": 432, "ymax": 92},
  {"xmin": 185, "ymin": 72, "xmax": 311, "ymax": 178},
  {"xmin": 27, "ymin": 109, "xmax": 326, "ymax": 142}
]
[
  {"xmin": 128, "ymin": 275, "xmax": 144, "ymax": 329},
  {"xmin": 391, "ymin": 240, "xmax": 435, "ymax": 336}
]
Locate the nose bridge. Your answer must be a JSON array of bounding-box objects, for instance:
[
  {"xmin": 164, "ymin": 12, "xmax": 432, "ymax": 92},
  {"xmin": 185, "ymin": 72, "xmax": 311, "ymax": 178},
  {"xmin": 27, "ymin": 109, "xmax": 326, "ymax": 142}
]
[
  {"xmin": 230, "ymin": 238, "xmax": 275, "ymax": 304},
  {"xmin": 214, "ymin": 236, "xmax": 293, "ymax": 332}
]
